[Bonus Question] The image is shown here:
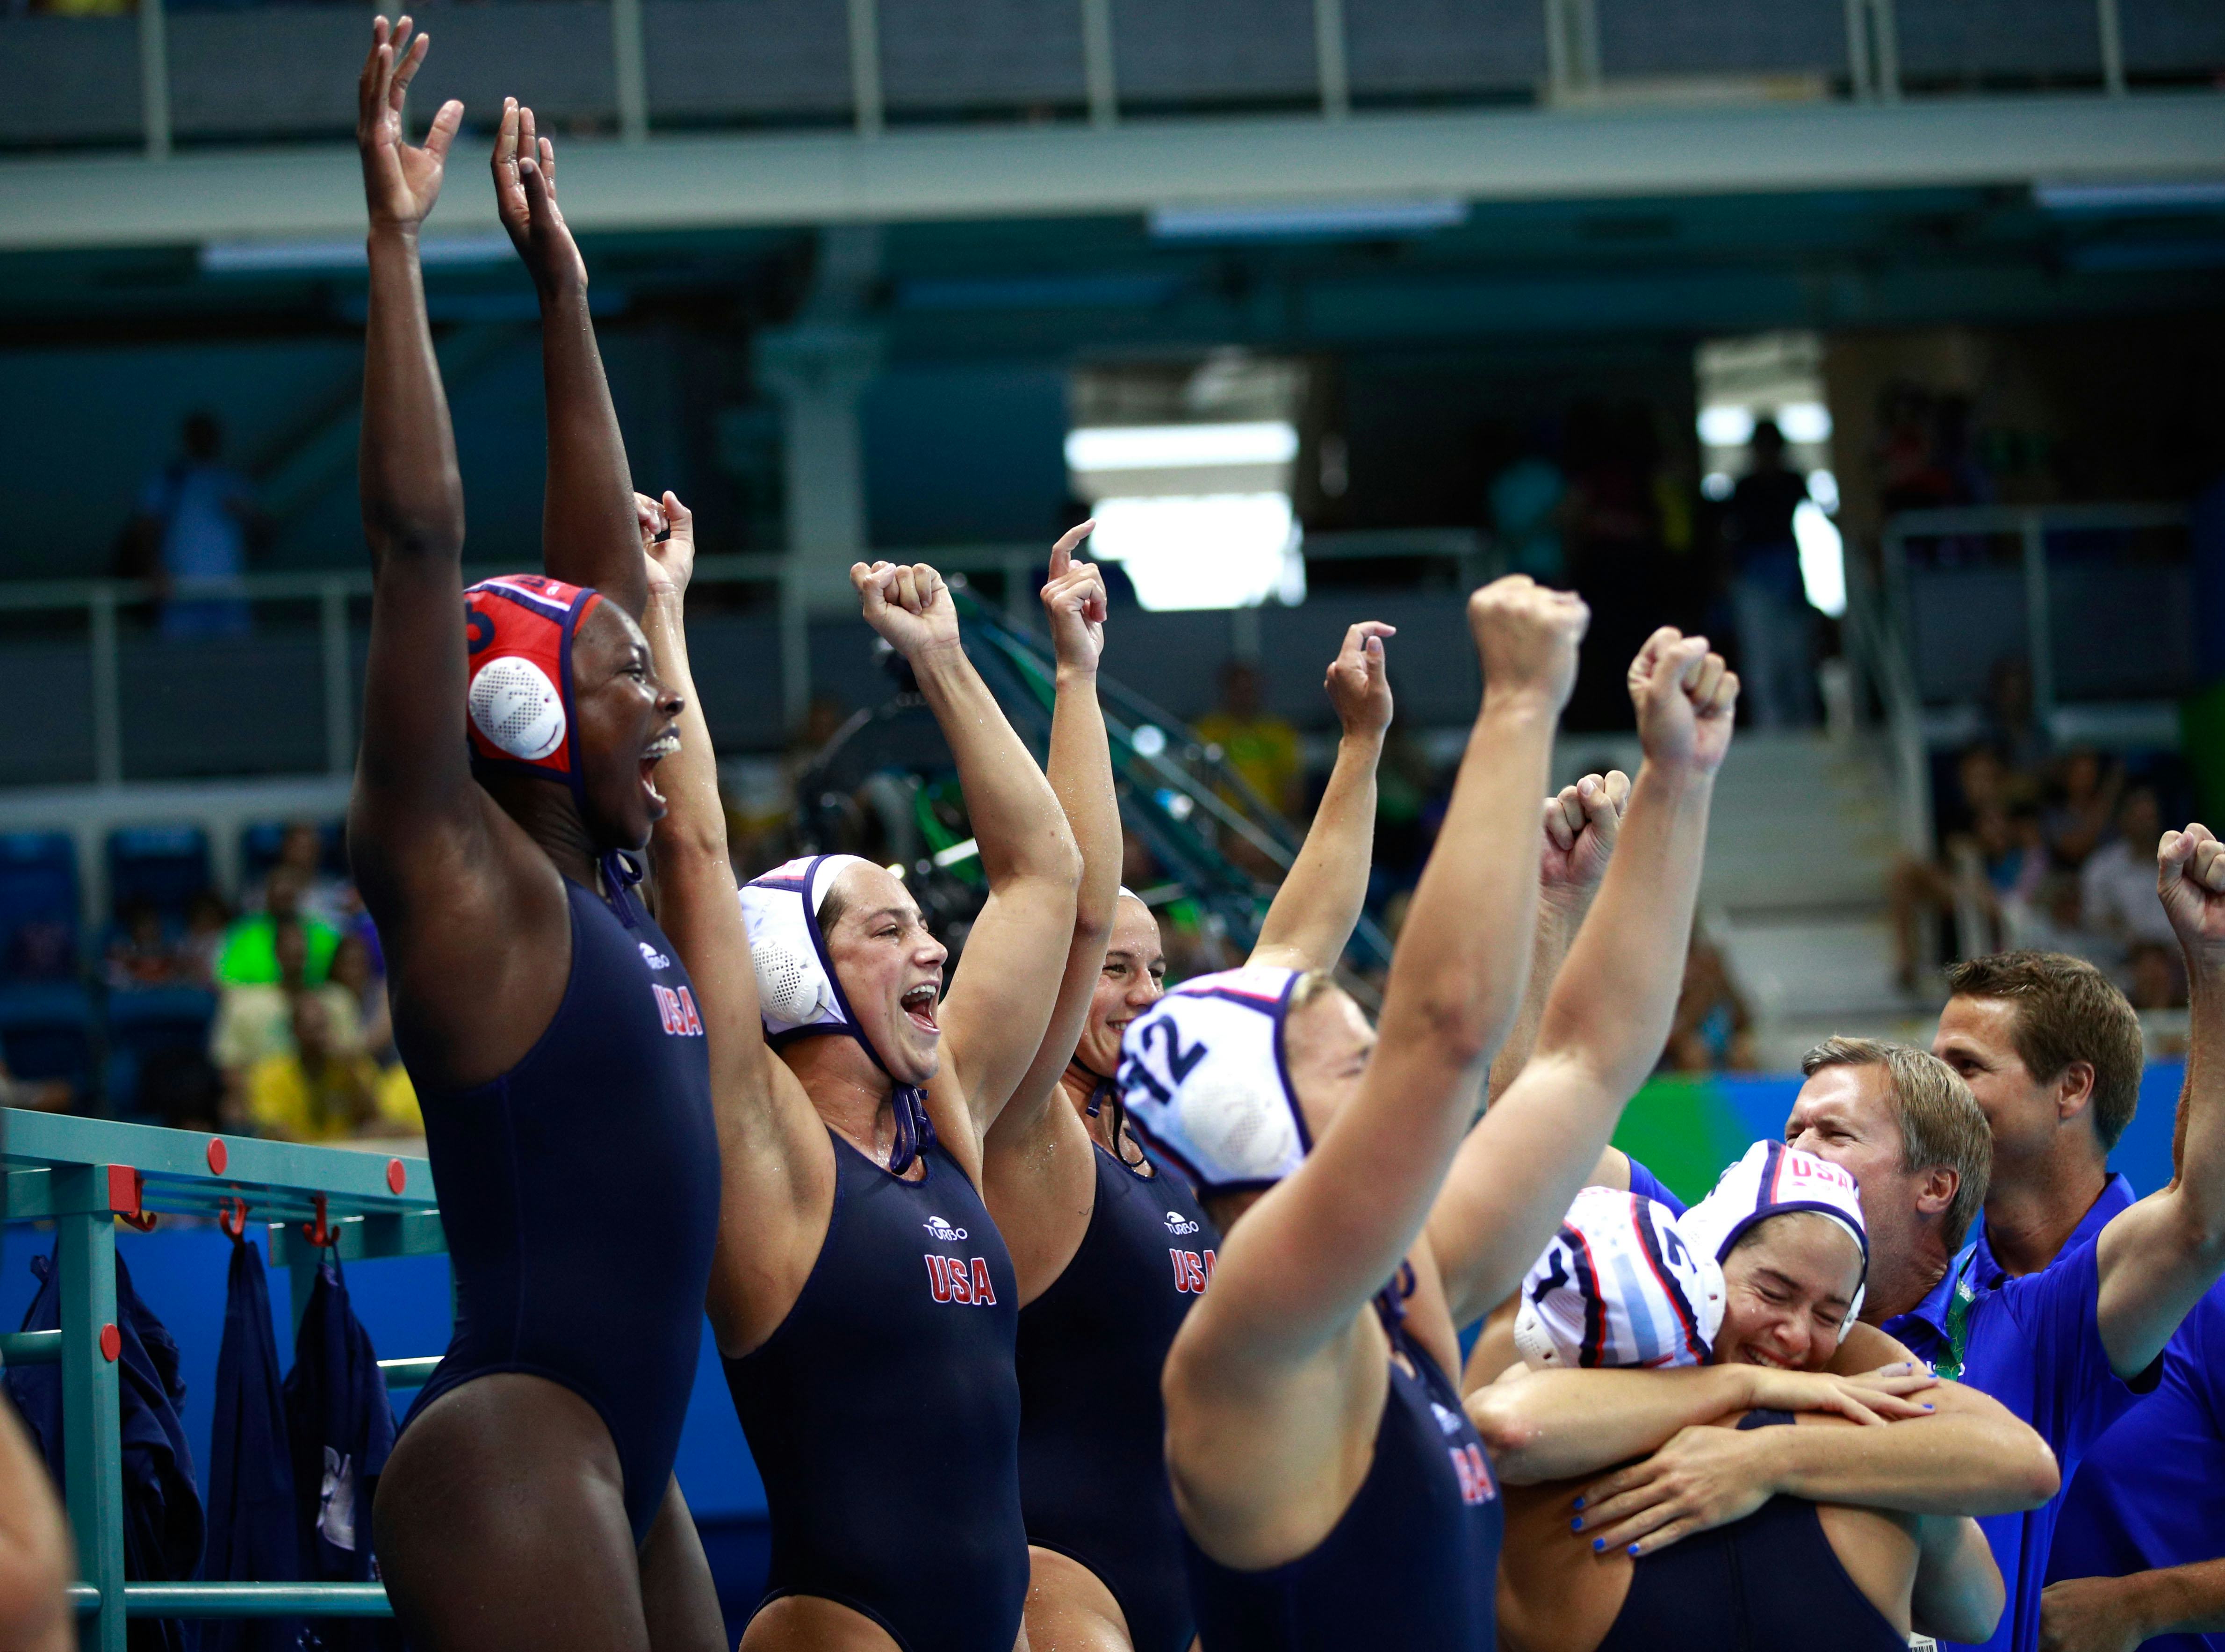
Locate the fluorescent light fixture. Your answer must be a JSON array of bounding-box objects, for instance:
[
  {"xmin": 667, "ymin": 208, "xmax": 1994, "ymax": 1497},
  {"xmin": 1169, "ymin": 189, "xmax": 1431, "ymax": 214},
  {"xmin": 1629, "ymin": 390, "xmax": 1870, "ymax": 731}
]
[
  {"xmin": 1149, "ymin": 199, "xmax": 1468, "ymax": 241},
  {"xmin": 930, "ymin": 838, "xmax": 979, "ymax": 869},
  {"xmin": 2036, "ymin": 179, "xmax": 2225, "ymax": 212},
  {"xmin": 1087, "ymin": 493, "xmax": 1305, "ymax": 611},
  {"xmin": 1807, "ymin": 469, "xmax": 1839, "ymax": 512},
  {"xmin": 1066, "ymin": 421, "xmax": 1299, "ymax": 472},
  {"xmin": 1776, "ymin": 401, "xmax": 1833, "ymax": 443},
  {"xmin": 1793, "ymin": 501, "xmax": 1846, "ymax": 618},
  {"xmin": 200, "ymin": 231, "xmax": 514, "ymax": 274},
  {"xmin": 1697, "ymin": 405, "xmax": 1754, "ymax": 447}
]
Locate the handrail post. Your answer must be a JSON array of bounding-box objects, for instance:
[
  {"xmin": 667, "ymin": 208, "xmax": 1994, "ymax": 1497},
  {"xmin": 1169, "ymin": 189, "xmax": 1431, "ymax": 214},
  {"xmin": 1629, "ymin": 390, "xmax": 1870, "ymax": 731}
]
[
  {"xmin": 847, "ymin": 0, "xmax": 884, "ymax": 137},
  {"xmin": 1080, "ymin": 0, "xmax": 1117, "ymax": 128},
  {"xmin": 322, "ymin": 585, "xmax": 354, "ymax": 777},
  {"xmin": 1314, "ymin": 0, "xmax": 1349, "ymax": 120},
  {"xmin": 779, "ymin": 560, "xmax": 811, "ymax": 735},
  {"xmin": 2022, "ymin": 511, "xmax": 2056, "ymax": 731},
  {"xmin": 90, "ymin": 588, "xmax": 123, "ymax": 787},
  {"xmin": 2097, "ymin": 0, "xmax": 2125, "ymax": 96},
  {"xmin": 56, "ymin": 1172, "xmax": 127, "ymax": 1652},
  {"xmin": 1843, "ymin": 0, "xmax": 1873, "ymax": 100},
  {"xmin": 612, "ymin": 0, "xmax": 650, "ymax": 143},
  {"xmin": 1872, "ymin": 0, "xmax": 1901, "ymax": 102},
  {"xmin": 137, "ymin": 0, "xmax": 171, "ymax": 159}
]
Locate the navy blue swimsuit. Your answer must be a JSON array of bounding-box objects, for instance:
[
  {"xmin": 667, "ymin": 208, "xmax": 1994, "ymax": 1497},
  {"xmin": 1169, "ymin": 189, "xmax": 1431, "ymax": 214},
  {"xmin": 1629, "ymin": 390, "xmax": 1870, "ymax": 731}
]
[
  {"xmin": 403, "ymin": 875, "xmax": 719, "ymax": 1546},
  {"xmin": 1183, "ymin": 1307, "xmax": 1502, "ymax": 1652},
  {"xmin": 1594, "ymin": 1411, "xmax": 1906, "ymax": 1652},
  {"xmin": 1016, "ymin": 1143, "xmax": 1218, "ymax": 1652},
  {"xmin": 725, "ymin": 1130, "xmax": 1028, "ymax": 1652}
]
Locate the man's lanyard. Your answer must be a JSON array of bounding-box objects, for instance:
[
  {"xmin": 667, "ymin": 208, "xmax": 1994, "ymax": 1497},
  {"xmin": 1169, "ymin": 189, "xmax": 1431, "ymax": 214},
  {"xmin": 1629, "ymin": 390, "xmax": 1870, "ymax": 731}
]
[{"xmin": 1933, "ymin": 1250, "xmax": 1981, "ymax": 1382}]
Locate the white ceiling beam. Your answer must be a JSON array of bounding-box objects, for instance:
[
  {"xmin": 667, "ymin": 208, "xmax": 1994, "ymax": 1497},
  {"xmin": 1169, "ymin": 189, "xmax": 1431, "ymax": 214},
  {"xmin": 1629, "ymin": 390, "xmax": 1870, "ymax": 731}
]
[{"xmin": 1, "ymin": 92, "xmax": 2219, "ymax": 253}]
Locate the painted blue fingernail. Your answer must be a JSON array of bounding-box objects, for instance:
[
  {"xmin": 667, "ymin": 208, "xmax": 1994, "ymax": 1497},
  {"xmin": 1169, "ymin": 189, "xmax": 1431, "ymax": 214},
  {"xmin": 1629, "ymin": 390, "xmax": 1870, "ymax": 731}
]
[
  {"xmin": 1572, "ymin": 1497, "xmax": 1585, "ymax": 1510},
  {"xmin": 1923, "ymin": 1403, "xmax": 1935, "ymax": 1411},
  {"xmin": 1570, "ymin": 1518, "xmax": 1584, "ymax": 1532},
  {"xmin": 1592, "ymin": 1538, "xmax": 1605, "ymax": 1552},
  {"xmin": 1628, "ymin": 1544, "xmax": 1641, "ymax": 1557}
]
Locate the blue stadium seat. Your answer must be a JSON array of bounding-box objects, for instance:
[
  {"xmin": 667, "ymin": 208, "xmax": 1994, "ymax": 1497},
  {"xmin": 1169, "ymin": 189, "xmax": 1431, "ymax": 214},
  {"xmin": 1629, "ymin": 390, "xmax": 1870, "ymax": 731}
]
[
  {"xmin": 0, "ymin": 981, "xmax": 95, "ymax": 1096},
  {"xmin": 107, "ymin": 825, "xmax": 212, "ymax": 927},
  {"xmin": 0, "ymin": 832, "xmax": 81, "ymax": 983},
  {"xmin": 103, "ymin": 984, "xmax": 218, "ymax": 1117}
]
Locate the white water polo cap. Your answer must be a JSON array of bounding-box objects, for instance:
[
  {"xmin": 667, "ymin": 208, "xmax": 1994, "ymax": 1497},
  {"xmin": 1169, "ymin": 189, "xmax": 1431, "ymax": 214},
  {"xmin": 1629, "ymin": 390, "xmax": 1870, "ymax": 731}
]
[
  {"xmin": 737, "ymin": 853, "xmax": 878, "ymax": 1037},
  {"xmin": 1677, "ymin": 1140, "xmax": 1870, "ymax": 1331},
  {"xmin": 1514, "ymin": 1186, "xmax": 1726, "ymax": 1371},
  {"xmin": 739, "ymin": 852, "xmax": 938, "ymax": 1173},
  {"xmin": 1118, "ymin": 965, "xmax": 1310, "ymax": 1196}
]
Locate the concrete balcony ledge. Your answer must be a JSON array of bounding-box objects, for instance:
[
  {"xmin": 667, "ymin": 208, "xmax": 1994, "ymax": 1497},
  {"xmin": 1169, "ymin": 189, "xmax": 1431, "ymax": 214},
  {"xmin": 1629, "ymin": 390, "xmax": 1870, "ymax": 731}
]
[{"xmin": 2, "ymin": 88, "xmax": 2220, "ymax": 252}]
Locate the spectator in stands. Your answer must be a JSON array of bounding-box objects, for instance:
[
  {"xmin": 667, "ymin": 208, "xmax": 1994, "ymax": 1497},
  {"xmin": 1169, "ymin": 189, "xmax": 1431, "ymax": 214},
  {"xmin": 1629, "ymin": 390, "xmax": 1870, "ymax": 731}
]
[
  {"xmin": 1488, "ymin": 436, "xmax": 1568, "ymax": 584},
  {"xmin": 103, "ymin": 899, "xmax": 192, "ymax": 991},
  {"xmin": 1194, "ymin": 658, "xmax": 1303, "ymax": 817},
  {"xmin": 179, "ymin": 890, "xmax": 230, "ymax": 988},
  {"xmin": 214, "ymin": 865, "xmax": 338, "ymax": 986},
  {"xmin": 1662, "ymin": 929, "xmax": 1756, "ymax": 1073},
  {"xmin": 1982, "ymin": 654, "xmax": 2053, "ymax": 784},
  {"xmin": 1720, "ymin": 417, "xmax": 1817, "ymax": 729},
  {"xmin": 116, "ymin": 411, "xmax": 265, "ymax": 641},
  {"xmin": 246, "ymin": 821, "xmax": 351, "ymax": 930},
  {"xmin": 211, "ymin": 916, "xmax": 360, "ymax": 1123},
  {"xmin": 2043, "ymin": 747, "xmax": 2123, "ymax": 871},
  {"xmin": 243, "ymin": 992, "xmax": 418, "ymax": 1145},
  {"xmin": 1891, "ymin": 801, "xmax": 2048, "ymax": 991},
  {"xmin": 327, "ymin": 929, "xmax": 394, "ymax": 1065},
  {"xmin": 2084, "ymin": 786, "xmax": 2175, "ymax": 954}
]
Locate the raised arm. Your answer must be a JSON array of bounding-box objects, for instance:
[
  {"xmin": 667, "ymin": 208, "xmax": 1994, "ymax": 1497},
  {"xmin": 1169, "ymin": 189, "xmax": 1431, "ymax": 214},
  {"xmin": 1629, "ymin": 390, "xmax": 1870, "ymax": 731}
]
[
  {"xmin": 491, "ymin": 101, "xmax": 646, "ymax": 617},
  {"xmin": 1247, "ymin": 621, "xmax": 1393, "ymax": 974},
  {"xmin": 1186, "ymin": 577, "xmax": 1583, "ymax": 1365},
  {"xmin": 1427, "ymin": 630, "xmax": 1733, "ymax": 1327},
  {"xmin": 348, "ymin": 17, "xmax": 478, "ymax": 896},
  {"xmin": 639, "ymin": 494, "xmax": 830, "ymax": 1352},
  {"xmin": 1485, "ymin": 771, "xmax": 1628, "ymax": 1106},
  {"xmin": 2094, "ymin": 822, "xmax": 2225, "ymax": 1375},
  {"xmin": 853, "ymin": 563, "xmax": 1081, "ymax": 1140}
]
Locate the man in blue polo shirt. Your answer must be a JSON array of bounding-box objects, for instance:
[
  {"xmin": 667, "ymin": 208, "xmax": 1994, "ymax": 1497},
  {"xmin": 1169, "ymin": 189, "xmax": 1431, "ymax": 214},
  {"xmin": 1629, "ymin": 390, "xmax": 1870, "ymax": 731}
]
[
  {"xmin": 1793, "ymin": 822, "xmax": 2225, "ymax": 1652},
  {"xmin": 2042, "ymin": 1281, "xmax": 2225, "ymax": 1651},
  {"xmin": 2040, "ymin": 1075, "xmax": 2225, "ymax": 1652}
]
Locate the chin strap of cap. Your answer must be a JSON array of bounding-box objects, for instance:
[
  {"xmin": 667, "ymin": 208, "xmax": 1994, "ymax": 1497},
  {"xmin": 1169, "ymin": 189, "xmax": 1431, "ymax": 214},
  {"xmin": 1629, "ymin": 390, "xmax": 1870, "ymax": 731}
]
[
  {"xmin": 889, "ymin": 1084, "xmax": 936, "ymax": 1177},
  {"xmin": 1067, "ymin": 1055, "xmax": 1117, "ymax": 1118},
  {"xmin": 600, "ymin": 850, "xmax": 644, "ymax": 929}
]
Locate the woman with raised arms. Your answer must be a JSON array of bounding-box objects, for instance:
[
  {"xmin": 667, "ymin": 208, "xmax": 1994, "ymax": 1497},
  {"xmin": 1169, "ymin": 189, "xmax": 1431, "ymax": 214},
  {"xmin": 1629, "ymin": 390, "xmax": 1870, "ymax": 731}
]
[
  {"xmin": 645, "ymin": 529, "xmax": 1080, "ymax": 1651},
  {"xmin": 980, "ymin": 522, "xmax": 1402, "ymax": 1652},
  {"xmin": 1129, "ymin": 592, "xmax": 1737, "ymax": 1651}
]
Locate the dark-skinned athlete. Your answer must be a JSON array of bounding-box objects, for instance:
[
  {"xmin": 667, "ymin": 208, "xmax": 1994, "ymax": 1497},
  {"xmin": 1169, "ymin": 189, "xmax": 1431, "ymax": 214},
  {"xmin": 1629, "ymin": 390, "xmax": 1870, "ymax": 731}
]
[{"xmin": 350, "ymin": 21, "xmax": 721, "ymax": 1651}]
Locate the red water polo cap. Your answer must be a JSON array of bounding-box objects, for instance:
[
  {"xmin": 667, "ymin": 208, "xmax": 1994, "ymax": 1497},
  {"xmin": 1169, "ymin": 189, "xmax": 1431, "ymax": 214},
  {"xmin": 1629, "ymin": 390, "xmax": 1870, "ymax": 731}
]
[{"xmin": 461, "ymin": 574, "xmax": 605, "ymax": 800}]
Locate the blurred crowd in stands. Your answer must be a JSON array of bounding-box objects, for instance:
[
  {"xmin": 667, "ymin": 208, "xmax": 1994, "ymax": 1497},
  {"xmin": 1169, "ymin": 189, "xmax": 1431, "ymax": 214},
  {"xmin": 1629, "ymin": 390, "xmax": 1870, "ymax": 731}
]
[
  {"xmin": 1891, "ymin": 653, "xmax": 2189, "ymax": 1019},
  {"xmin": 0, "ymin": 817, "xmax": 418, "ymax": 1143}
]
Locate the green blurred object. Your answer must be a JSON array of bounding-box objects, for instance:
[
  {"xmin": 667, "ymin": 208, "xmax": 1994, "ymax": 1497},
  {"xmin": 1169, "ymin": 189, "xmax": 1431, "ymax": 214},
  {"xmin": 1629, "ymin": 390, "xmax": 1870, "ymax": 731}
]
[
  {"xmin": 1610, "ymin": 1075, "xmax": 1754, "ymax": 1206},
  {"xmin": 213, "ymin": 915, "xmax": 338, "ymax": 987}
]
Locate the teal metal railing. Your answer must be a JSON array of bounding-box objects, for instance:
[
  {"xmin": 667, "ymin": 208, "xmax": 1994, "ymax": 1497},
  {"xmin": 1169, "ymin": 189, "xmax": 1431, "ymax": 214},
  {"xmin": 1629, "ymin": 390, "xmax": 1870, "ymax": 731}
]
[{"xmin": 1, "ymin": 1110, "xmax": 443, "ymax": 1647}]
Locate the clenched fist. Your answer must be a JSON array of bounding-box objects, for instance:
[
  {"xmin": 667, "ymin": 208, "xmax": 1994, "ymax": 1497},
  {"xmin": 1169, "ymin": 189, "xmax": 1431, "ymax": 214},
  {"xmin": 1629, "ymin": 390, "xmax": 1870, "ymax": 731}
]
[
  {"xmin": 1468, "ymin": 576, "xmax": 1588, "ymax": 714},
  {"xmin": 1628, "ymin": 627, "xmax": 1738, "ymax": 775}
]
